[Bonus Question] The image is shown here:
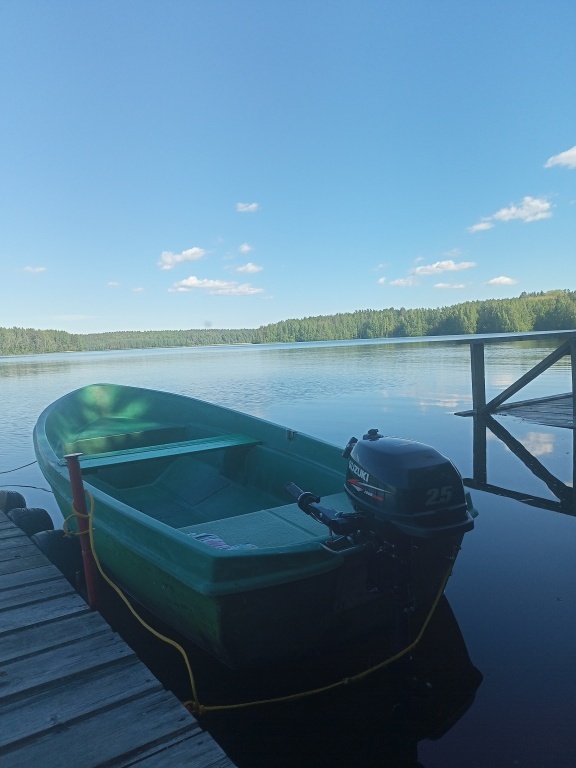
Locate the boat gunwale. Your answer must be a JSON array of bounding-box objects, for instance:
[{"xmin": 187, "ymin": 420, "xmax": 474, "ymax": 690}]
[{"xmin": 33, "ymin": 383, "xmax": 352, "ymax": 597}]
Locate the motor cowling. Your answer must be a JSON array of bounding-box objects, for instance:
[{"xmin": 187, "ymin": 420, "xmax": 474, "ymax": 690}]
[{"xmin": 343, "ymin": 429, "xmax": 475, "ymax": 538}]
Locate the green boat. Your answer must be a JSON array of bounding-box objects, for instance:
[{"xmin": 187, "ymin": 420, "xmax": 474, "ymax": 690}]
[{"xmin": 34, "ymin": 383, "xmax": 475, "ymax": 669}]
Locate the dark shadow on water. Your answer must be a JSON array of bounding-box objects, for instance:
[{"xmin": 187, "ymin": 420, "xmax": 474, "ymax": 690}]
[{"xmin": 98, "ymin": 579, "xmax": 482, "ymax": 768}]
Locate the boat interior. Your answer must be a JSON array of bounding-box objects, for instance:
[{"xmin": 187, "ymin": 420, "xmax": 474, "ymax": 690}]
[{"xmin": 62, "ymin": 419, "xmax": 349, "ymax": 550}]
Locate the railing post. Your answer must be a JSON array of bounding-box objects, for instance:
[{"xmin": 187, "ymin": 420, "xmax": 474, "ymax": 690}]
[
  {"xmin": 64, "ymin": 453, "xmax": 100, "ymax": 609},
  {"xmin": 470, "ymin": 342, "xmax": 486, "ymax": 415}
]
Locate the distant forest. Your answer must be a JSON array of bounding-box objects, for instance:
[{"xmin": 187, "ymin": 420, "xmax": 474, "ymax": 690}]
[{"xmin": 1, "ymin": 290, "xmax": 575, "ymax": 356}]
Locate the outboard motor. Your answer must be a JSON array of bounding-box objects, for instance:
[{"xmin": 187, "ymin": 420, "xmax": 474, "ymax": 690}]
[
  {"xmin": 286, "ymin": 429, "xmax": 477, "ymax": 661},
  {"xmin": 342, "ymin": 429, "xmax": 475, "ymax": 538},
  {"xmin": 287, "ymin": 429, "xmax": 475, "ymax": 543},
  {"xmin": 287, "ymin": 430, "xmax": 477, "ymax": 660}
]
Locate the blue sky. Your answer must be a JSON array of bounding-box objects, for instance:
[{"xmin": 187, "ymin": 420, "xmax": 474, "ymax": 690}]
[{"xmin": 1, "ymin": 1, "xmax": 575, "ymax": 333}]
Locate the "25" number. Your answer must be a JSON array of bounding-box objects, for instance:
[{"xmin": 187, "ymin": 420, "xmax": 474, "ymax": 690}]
[{"xmin": 425, "ymin": 486, "xmax": 453, "ymax": 505}]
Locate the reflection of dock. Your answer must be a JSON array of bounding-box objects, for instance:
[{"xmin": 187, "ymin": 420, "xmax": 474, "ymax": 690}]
[{"xmin": 464, "ymin": 414, "xmax": 574, "ymax": 516}]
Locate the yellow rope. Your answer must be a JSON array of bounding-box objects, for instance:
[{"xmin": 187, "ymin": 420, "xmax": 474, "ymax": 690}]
[
  {"xmin": 196, "ymin": 553, "xmax": 455, "ymax": 714},
  {"xmin": 72, "ymin": 492, "xmax": 202, "ymax": 709},
  {"xmin": 68, "ymin": 492, "xmax": 454, "ymax": 716}
]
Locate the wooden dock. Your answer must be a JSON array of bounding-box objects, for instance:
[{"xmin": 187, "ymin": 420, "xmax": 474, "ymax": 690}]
[
  {"xmin": 453, "ymin": 329, "xmax": 576, "ymax": 421},
  {"xmin": 494, "ymin": 392, "xmax": 573, "ymax": 429},
  {"xmin": 0, "ymin": 511, "xmax": 235, "ymax": 768}
]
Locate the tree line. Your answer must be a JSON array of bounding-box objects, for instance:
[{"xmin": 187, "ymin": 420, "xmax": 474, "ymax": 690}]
[
  {"xmin": 252, "ymin": 289, "xmax": 576, "ymax": 343},
  {"xmin": 1, "ymin": 289, "xmax": 575, "ymax": 356}
]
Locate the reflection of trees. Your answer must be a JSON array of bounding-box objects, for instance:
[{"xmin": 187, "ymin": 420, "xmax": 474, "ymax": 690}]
[{"xmin": 465, "ymin": 414, "xmax": 575, "ymax": 516}]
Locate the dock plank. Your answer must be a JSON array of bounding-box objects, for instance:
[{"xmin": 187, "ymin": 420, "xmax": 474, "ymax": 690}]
[
  {"xmin": 1, "ymin": 630, "xmax": 136, "ymax": 701},
  {"xmin": 0, "ymin": 690, "xmax": 198, "ymax": 768},
  {"xmin": 0, "ymin": 562, "xmax": 62, "ymax": 591},
  {"xmin": 0, "ymin": 510, "xmax": 236, "ymax": 768},
  {"xmin": 495, "ymin": 392, "xmax": 573, "ymax": 428},
  {"xmin": 0, "ymin": 526, "xmax": 28, "ymax": 541},
  {"xmin": 0, "ymin": 534, "xmax": 39, "ymax": 556},
  {"xmin": 0, "ymin": 551, "xmax": 49, "ymax": 575},
  {"xmin": 0, "ymin": 611, "xmax": 110, "ymax": 664},
  {"xmin": 0, "ymin": 591, "xmax": 91, "ymax": 634},
  {"xmin": 125, "ymin": 732, "xmax": 234, "ymax": 768},
  {"xmin": 0, "ymin": 658, "xmax": 164, "ymax": 748},
  {"xmin": 0, "ymin": 574, "xmax": 76, "ymax": 610}
]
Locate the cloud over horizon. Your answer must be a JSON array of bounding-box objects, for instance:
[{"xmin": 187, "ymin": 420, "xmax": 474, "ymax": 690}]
[
  {"xmin": 158, "ymin": 247, "xmax": 207, "ymax": 270},
  {"xmin": 169, "ymin": 275, "xmax": 265, "ymax": 296},
  {"xmin": 469, "ymin": 196, "xmax": 552, "ymax": 233},
  {"xmin": 487, "ymin": 276, "xmax": 518, "ymax": 286},
  {"xmin": 412, "ymin": 259, "xmax": 476, "ymax": 275}
]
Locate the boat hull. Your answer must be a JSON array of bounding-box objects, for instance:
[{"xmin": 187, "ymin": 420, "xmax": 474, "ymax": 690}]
[{"xmin": 34, "ymin": 383, "xmax": 468, "ymax": 669}]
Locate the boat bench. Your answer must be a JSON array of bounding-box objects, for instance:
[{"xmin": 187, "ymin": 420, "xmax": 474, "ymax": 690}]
[
  {"xmin": 179, "ymin": 492, "xmax": 350, "ymax": 549},
  {"xmin": 71, "ymin": 433, "xmax": 260, "ymax": 471}
]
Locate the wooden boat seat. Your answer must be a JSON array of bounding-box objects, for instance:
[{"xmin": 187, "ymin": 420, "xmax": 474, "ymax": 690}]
[
  {"xmin": 70, "ymin": 433, "xmax": 260, "ymax": 471},
  {"xmin": 179, "ymin": 492, "xmax": 350, "ymax": 549}
]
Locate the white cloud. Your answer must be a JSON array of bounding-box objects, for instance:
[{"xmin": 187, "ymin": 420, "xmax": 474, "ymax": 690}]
[
  {"xmin": 487, "ymin": 276, "xmax": 518, "ymax": 286},
  {"xmin": 412, "ymin": 259, "xmax": 476, "ymax": 276},
  {"xmin": 239, "ymin": 243, "xmax": 253, "ymax": 254},
  {"xmin": 492, "ymin": 196, "xmax": 552, "ymax": 223},
  {"xmin": 469, "ymin": 195, "xmax": 552, "ymax": 233},
  {"xmin": 158, "ymin": 247, "xmax": 207, "ymax": 271},
  {"xmin": 377, "ymin": 277, "xmax": 386, "ymax": 285},
  {"xmin": 132, "ymin": 287, "xmax": 144, "ymax": 292},
  {"xmin": 468, "ymin": 221, "xmax": 494, "ymax": 233},
  {"xmin": 545, "ymin": 145, "xmax": 576, "ymax": 170},
  {"xmin": 107, "ymin": 281, "xmax": 121, "ymax": 287},
  {"xmin": 169, "ymin": 275, "xmax": 264, "ymax": 296},
  {"xmin": 390, "ymin": 276, "xmax": 416, "ymax": 287},
  {"xmin": 24, "ymin": 266, "xmax": 46, "ymax": 273},
  {"xmin": 234, "ymin": 262, "xmax": 263, "ymax": 274},
  {"xmin": 236, "ymin": 202, "xmax": 260, "ymax": 213},
  {"xmin": 434, "ymin": 283, "xmax": 466, "ymax": 289}
]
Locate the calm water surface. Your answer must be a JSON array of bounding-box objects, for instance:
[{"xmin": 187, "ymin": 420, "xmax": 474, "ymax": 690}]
[{"xmin": 1, "ymin": 338, "xmax": 575, "ymax": 767}]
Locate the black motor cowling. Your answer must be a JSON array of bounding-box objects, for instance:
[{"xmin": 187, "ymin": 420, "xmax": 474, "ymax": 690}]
[{"xmin": 343, "ymin": 429, "xmax": 475, "ymax": 538}]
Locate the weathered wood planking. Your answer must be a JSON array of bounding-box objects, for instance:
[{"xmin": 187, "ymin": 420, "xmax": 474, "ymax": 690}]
[
  {"xmin": 0, "ymin": 511, "xmax": 236, "ymax": 768},
  {"xmin": 495, "ymin": 392, "xmax": 574, "ymax": 429}
]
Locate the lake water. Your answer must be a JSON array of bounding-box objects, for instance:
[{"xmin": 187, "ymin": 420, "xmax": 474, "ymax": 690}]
[{"xmin": 1, "ymin": 338, "xmax": 575, "ymax": 767}]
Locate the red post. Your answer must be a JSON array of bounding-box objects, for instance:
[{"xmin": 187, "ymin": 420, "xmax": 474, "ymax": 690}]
[{"xmin": 64, "ymin": 453, "xmax": 100, "ymax": 610}]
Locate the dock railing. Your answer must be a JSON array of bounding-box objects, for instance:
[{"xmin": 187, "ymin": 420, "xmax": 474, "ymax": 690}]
[
  {"xmin": 452, "ymin": 329, "xmax": 576, "ymax": 518},
  {"xmin": 452, "ymin": 329, "xmax": 576, "ymax": 418}
]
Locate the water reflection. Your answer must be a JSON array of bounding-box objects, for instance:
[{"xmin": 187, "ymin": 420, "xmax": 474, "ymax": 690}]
[
  {"xmin": 100, "ymin": 579, "xmax": 482, "ymax": 768},
  {"xmin": 2, "ymin": 340, "xmax": 575, "ymax": 766},
  {"xmin": 465, "ymin": 414, "xmax": 575, "ymax": 516}
]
